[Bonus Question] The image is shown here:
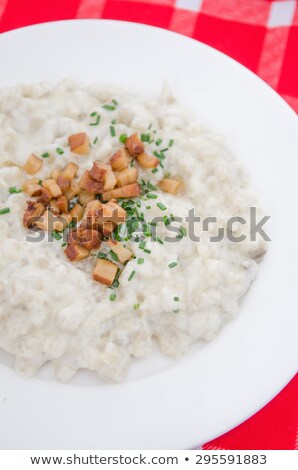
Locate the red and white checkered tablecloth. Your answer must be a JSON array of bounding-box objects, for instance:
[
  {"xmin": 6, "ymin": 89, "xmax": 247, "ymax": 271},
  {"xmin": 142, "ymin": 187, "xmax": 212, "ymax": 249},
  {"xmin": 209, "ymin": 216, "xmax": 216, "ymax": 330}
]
[{"xmin": 0, "ymin": 0, "xmax": 297, "ymax": 450}]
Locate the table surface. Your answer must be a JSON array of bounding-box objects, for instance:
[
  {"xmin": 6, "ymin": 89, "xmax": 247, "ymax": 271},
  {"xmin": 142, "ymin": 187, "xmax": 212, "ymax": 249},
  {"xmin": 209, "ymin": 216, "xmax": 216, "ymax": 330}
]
[{"xmin": 0, "ymin": 0, "xmax": 297, "ymax": 450}]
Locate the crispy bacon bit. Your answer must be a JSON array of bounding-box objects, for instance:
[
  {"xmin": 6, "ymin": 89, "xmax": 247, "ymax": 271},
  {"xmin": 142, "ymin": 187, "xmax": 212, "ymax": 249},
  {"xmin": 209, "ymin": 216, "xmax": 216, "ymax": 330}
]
[
  {"xmin": 23, "ymin": 201, "xmax": 45, "ymax": 228},
  {"xmin": 38, "ymin": 187, "xmax": 53, "ymax": 204},
  {"xmin": 81, "ymin": 200, "xmax": 103, "ymax": 228},
  {"xmin": 78, "ymin": 190, "xmax": 95, "ymax": 207},
  {"xmin": 24, "ymin": 183, "xmax": 42, "ymax": 197},
  {"xmin": 109, "ymin": 148, "xmax": 132, "ymax": 171},
  {"xmin": 23, "ymin": 154, "xmax": 43, "ymax": 175},
  {"xmin": 79, "ymin": 170, "xmax": 103, "ymax": 194},
  {"xmin": 54, "ymin": 213, "xmax": 72, "ymax": 232},
  {"xmin": 104, "ymin": 200, "xmax": 127, "ymax": 224},
  {"xmin": 57, "ymin": 176, "xmax": 71, "ymax": 194},
  {"xmin": 116, "ymin": 167, "xmax": 138, "ymax": 187},
  {"xmin": 56, "ymin": 195, "xmax": 68, "ymax": 213},
  {"xmin": 70, "ymin": 203, "xmax": 84, "ymax": 223},
  {"xmin": 42, "ymin": 179, "xmax": 62, "ymax": 198},
  {"xmin": 125, "ymin": 133, "xmax": 144, "ymax": 157},
  {"xmin": 159, "ymin": 177, "xmax": 183, "ymax": 195},
  {"xmin": 49, "ymin": 199, "xmax": 60, "ymax": 215},
  {"xmin": 79, "ymin": 229, "xmax": 101, "ymax": 250},
  {"xmin": 51, "ymin": 169, "xmax": 62, "ymax": 180},
  {"xmin": 34, "ymin": 210, "xmax": 51, "ymax": 231},
  {"xmin": 23, "ymin": 178, "xmax": 39, "ymax": 193},
  {"xmin": 93, "ymin": 259, "xmax": 118, "ymax": 286},
  {"xmin": 137, "ymin": 152, "xmax": 159, "ymax": 169},
  {"xmin": 89, "ymin": 161, "xmax": 107, "ymax": 182},
  {"xmin": 65, "ymin": 180, "xmax": 81, "ymax": 201},
  {"xmin": 103, "ymin": 166, "xmax": 117, "ymax": 191},
  {"xmin": 99, "ymin": 221, "xmax": 115, "ymax": 237},
  {"xmin": 61, "ymin": 162, "xmax": 78, "ymax": 181},
  {"xmin": 102, "ymin": 182, "xmax": 140, "ymax": 201},
  {"xmin": 108, "ymin": 239, "xmax": 133, "ymax": 264},
  {"xmin": 68, "ymin": 132, "xmax": 90, "ymax": 155},
  {"xmin": 65, "ymin": 243, "xmax": 89, "ymax": 262}
]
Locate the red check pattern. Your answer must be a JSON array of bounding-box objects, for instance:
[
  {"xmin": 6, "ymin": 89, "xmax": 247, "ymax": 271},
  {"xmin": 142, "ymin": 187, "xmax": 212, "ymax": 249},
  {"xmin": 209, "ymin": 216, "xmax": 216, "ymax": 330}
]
[{"xmin": 0, "ymin": 0, "xmax": 297, "ymax": 450}]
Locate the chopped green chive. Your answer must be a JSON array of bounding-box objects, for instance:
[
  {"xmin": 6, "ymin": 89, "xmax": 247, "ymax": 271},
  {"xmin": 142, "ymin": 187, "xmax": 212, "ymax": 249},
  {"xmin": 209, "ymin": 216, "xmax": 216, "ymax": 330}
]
[
  {"xmin": 38, "ymin": 180, "xmax": 43, "ymax": 185},
  {"xmin": 168, "ymin": 262, "xmax": 178, "ymax": 269},
  {"xmin": 56, "ymin": 147, "xmax": 64, "ymax": 155},
  {"xmin": 90, "ymin": 114, "xmax": 100, "ymax": 126},
  {"xmin": 157, "ymin": 202, "xmax": 167, "ymax": 211},
  {"xmin": 111, "ymin": 118, "xmax": 117, "ymax": 124},
  {"xmin": 137, "ymin": 258, "xmax": 144, "ymax": 265},
  {"xmin": 110, "ymin": 293, "xmax": 117, "ymax": 301},
  {"xmin": 102, "ymin": 104, "xmax": 116, "ymax": 111},
  {"xmin": 61, "ymin": 242, "xmax": 67, "ymax": 248},
  {"xmin": 112, "ymin": 279, "xmax": 119, "ymax": 288},
  {"xmin": 156, "ymin": 237, "xmax": 164, "ymax": 244},
  {"xmin": 51, "ymin": 231, "xmax": 62, "ymax": 240},
  {"xmin": 119, "ymin": 133, "xmax": 128, "ymax": 143},
  {"xmin": 112, "ymin": 99, "xmax": 118, "ymax": 105},
  {"xmin": 97, "ymin": 252, "xmax": 107, "ymax": 259},
  {"xmin": 169, "ymin": 139, "xmax": 174, "ymax": 147},
  {"xmin": 146, "ymin": 205, "xmax": 151, "ymax": 210},
  {"xmin": 177, "ymin": 226, "xmax": 187, "ymax": 238},
  {"xmin": 8, "ymin": 186, "xmax": 22, "ymax": 194},
  {"xmin": 144, "ymin": 248, "xmax": 151, "ymax": 254},
  {"xmin": 0, "ymin": 207, "xmax": 10, "ymax": 215},
  {"xmin": 128, "ymin": 270, "xmax": 136, "ymax": 281},
  {"xmin": 41, "ymin": 152, "xmax": 50, "ymax": 158},
  {"xmin": 155, "ymin": 138, "xmax": 162, "ymax": 146},
  {"xmin": 173, "ymin": 309, "xmax": 179, "ymax": 314},
  {"xmin": 93, "ymin": 137, "xmax": 98, "ymax": 145},
  {"xmin": 159, "ymin": 161, "xmax": 164, "ymax": 168},
  {"xmin": 174, "ymin": 296, "xmax": 179, "ymax": 302},
  {"xmin": 139, "ymin": 241, "xmax": 146, "ymax": 250},
  {"xmin": 147, "ymin": 181, "xmax": 157, "ymax": 191},
  {"xmin": 146, "ymin": 193, "xmax": 158, "ymax": 199},
  {"xmin": 153, "ymin": 150, "xmax": 165, "ymax": 160},
  {"xmin": 151, "ymin": 168, "xmax": 159, "ymax": 174},
  {"xmin": 110, "ymin": 251, "xmax": 119, "ymax": 262},
  {"xmin": 160, "ymin": 147, "xmax": 169, "ymax": 153},
  {"xmin": 134, "ymin": 303, "xmax": 140, "ymax": 310},
  {"xmin": 141, "ymin": 133, "xmax": 150, "ymax": 142},
  {"xmin": 90, "ymin": 111, "xmax": 97, "ymax": 117},
  {"xmin": 110, "ymin": 125, "xmax": 116, "ymax": 137}
]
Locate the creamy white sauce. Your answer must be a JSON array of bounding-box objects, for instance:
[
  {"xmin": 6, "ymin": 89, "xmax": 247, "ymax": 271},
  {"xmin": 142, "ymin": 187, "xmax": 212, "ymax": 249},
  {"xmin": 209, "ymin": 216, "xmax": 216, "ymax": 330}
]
[{"xmin": 0, "ymin": 80, "xmax": 266, "ymax": 382}]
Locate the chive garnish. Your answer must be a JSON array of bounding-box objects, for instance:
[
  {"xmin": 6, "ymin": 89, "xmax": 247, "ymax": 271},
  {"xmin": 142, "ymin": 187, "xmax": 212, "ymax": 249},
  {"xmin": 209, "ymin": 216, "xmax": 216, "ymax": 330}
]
[
  {"xmin": 61, "ymin": 242, "xmax": 67, "ymax": 248},
  {"xmin": 137, "ymin": 258, "xmax": 144, "ymax": 265},
  {"xmin": 110, "ymin": 293, "xmax": 117, "ymax": 301},
  {"xmin": 0, "ymin": 207, "xmax": 10, "ymax": 215},
  {"xmin": 102, "ymin": 104, "xmax": 116, "ymax": 111},
  {"xmin": 157, "ymin": 202, "xmax": 167, "ymax": 211},
  {"xmin": 169, "ymin": 139, "xmax": 174, "ymax": 147},
  {"xmin": 156, "ymin": 237, "xmax": 164, "ymax": 244},
  {"xmin": 112, "ymin": 99, "xmax": 118, "ymax": 105},
  {"xmin": 128, "ymin": 270, "xmax": 136, "ymax": 281},
  {"xmin": 110, "ymin": 125, "xmax": 116, "ymax": 137},
  {"xmin": 93, "ymin": 137, "xmax": 98, "ymax": 145},
  {"xmin": 174, "ymin": 297, "xmax": 179, "ymax": 302},
  {"xmin": 155, "ymin": 138, "xmax": 162, "ymax": 146},
  {"xmin": 146, "ymin": 205, "xmax": 151, "ymax": 210},
  {"xmin": 110, "ymin": 250, "xmax": 119, "ymax": 262},
  {"xmin": 56, "ymin": 147, "xmax": 64, "ymax": 155},
  {"xmin": 144, "ymin": 248, "xmax": 151, "ymax": 254},
  {"xmin": 97, "ymin": 252, "xmax": 107, "ymax": 259},
  {"xmin": 111, "ymin": 119, "xmax": 117, "ymax": 124},
  {"xmin": 139, "ymin": 241, "xmax": 146, "ymax": 250},
  {"xmin": 38, "ymin": 180, "xmax": 43, "ymax": 185},
  {"xmin": 112, "ymin": 279, "xmax": 120, "ymax": 288},
  {"xmin": 134, "ymin": 303, "xmax": 140, "ymax": 310},
  {"xmin": 173, "ymin": 309, "xmax": 179, "ymax": 313},
  {"xmin": 141, "ymin": 133, "xmax": 150, "ymax": 142},
  {"xmin": 160, "ymin": 148, "xmax": 169, "ymax": 153},
  {"xmin": 168, "ymin": 262, "xmax": 178, "ymax": 268},
  {"xmin": 151, "ymin": 168, "xmax": 159, "ymax": 174},
  {"xmin": 147, "ymin": 181, "xmax": 157, "ymax": 191},
  {"xmin": 51, "ymin": 231, "xmax": 62, "ymax": 240},
  {"xmin": 41, "ymin": 152, "xmax": 50, "ymax": 158},
  {"xmin": 146, "ymin": 193, "xmax": 158, "ymax": 199},
  {"xmin": 8, "ymin": 186, "xmax": 22, "ymax": 194},
  {"xmin": 90, "ymin": 111, "xmax": 97, "ymax": 117},
  {"xmin": 90, "ymin": 114, "xmax": 100, "ymax": 126},
  {"xmin": 119, "ymin": 133, "xmax": 128, "ymax": 143}
]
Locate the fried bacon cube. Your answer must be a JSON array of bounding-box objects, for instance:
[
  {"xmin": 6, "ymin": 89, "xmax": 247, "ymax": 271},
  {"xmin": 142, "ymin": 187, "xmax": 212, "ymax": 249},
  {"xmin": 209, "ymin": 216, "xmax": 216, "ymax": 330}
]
[
  {"xmin": 68, "ymin": 132, "xmax": 90, "ymax": 155},
  {"xmin": 125, "ymin": 133, "xmax": 144, "ymax": 157},
  {"xmin": 79, "ymin": 229, "xmax": 101, "ymax": 250},
  {"xmin": 108, "ymin": 239, "xmax": 133, "ymax": 264},
  {"xmin": 64, "ymin": 243, "xmax": 89, "ymax": 262},
  {"xmin": 102, "ymin": 182, "xmax": 140, "ymax": 201},
  {"xmin": 51, "ymin": 169, "xmax": 62, "ymax": 180},
  {"xmin": 89, "ymin": 161, "xmax": 107, "ymax": 182},
  {"xmin": 42, "ymin": 179, "xmax": 62, "ymax": 198},
  {"xmin": 23, "ymin": 201, "xmax": 45, "ymax": 228},
  {"xmin": 116, "ymin": 167, "xmax": 138, "ymax": 187},
  {"xmin": 69, "ymin": 203, "xmax": 84, "ymax": 223},
  {"xmin": 61, "ymin": 162, "xmax": 78, "ymax": 181},
  {"xmin": 79, "ymin": 170, "xmax": 103, "ymax": 194},
  {"xmin": 78, "ymin": 189, "xmax": 95, "ymax": 207},
  {"xmin": 38, "ymin": 187, "xmax": 53, "ymax": 204},
  {"xmin": 65, "ymin": 180, "xmax": 81, "ymax": 201},
  {"xmin": 93, "ymin": 259, "xmax": 118, "ymax": 286},
  {"xmin": 137, "ymin": 152, "xmax": 159, "ymax": 169},
  {"xmin": 57, "ymin": 176, "xmax": 71, "ymax": 194},
  {"xmin": 159, "ymin": 177, "xmax": 183, "ymax": 195},
  {"xmin": 23, "ymin": 183, "xmax": 42, "ymax": 197},
  {"xmin": 56, "ymin": 195, "xmax": 68, "ymax": 213},
  {"xmin": 109, "ymin": 148, "xmax": 132, "ymax": 171},
  {"xmin": 23, "ymin": 154, "xmax": 43, "ymax": 175}
]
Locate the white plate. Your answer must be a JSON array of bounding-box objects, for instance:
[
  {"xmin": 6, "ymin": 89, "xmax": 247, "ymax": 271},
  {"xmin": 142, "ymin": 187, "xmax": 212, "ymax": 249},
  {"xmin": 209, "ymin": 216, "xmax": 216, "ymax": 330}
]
[{"xmin": 0, "ymin": 20, "xmax": 297, "ymax": 450}]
